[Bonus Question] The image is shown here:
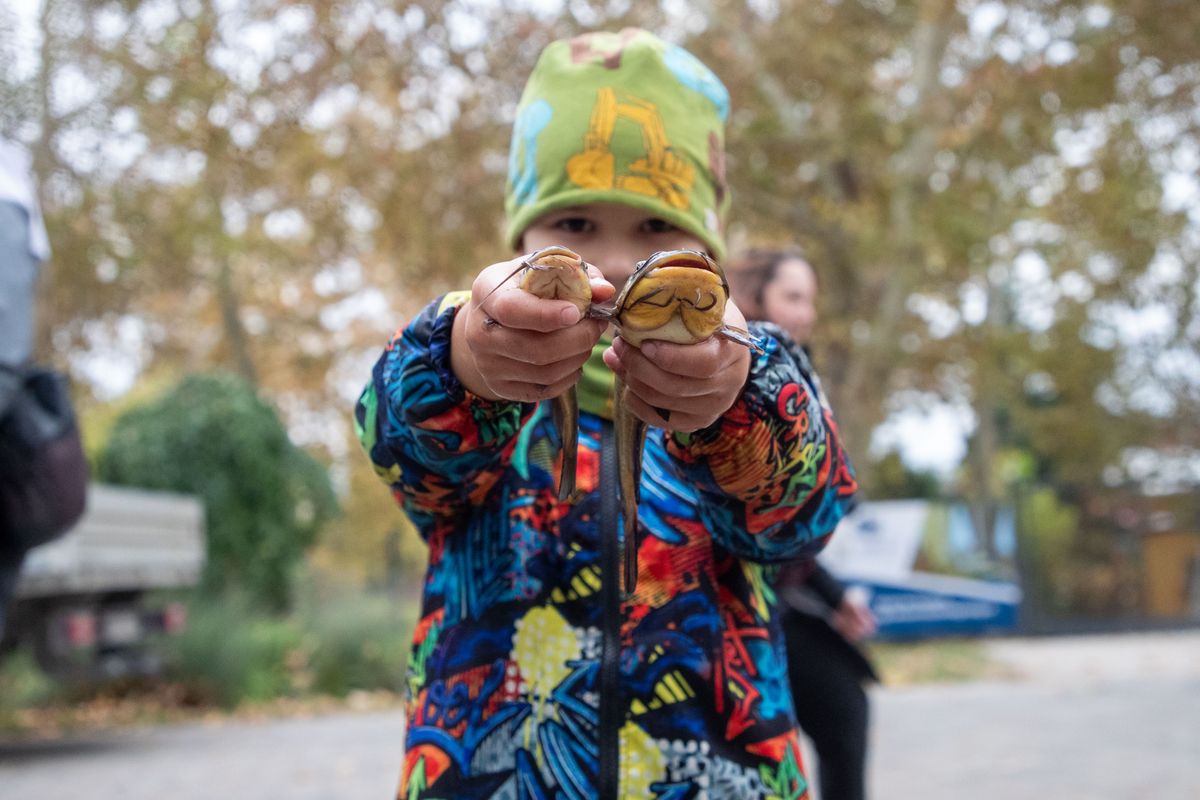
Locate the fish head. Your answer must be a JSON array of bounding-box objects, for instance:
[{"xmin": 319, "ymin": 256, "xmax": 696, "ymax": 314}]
[
  {"xmin": 520, "ymin": 246, "xmax": 593, "ymax": 315},
  {"xmin": 614, "ymin": 249, "xmax": 729, "ymax": 347}
]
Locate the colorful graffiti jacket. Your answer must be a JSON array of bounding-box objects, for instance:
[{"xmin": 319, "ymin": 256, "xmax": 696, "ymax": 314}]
[{"xmin": 355, "ymin": 293, "xmax": 858, "ymax": 800}]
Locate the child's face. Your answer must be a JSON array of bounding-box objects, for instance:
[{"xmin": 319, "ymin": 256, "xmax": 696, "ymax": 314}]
[{"xmin": 521, "ymin": 203, "xmax": 709, "ymax": 289}]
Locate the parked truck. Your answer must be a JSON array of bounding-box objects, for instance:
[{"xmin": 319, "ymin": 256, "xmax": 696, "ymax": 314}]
[{"xmin": 0, "ymin": 483, "xmax": 205, "ymax": 679}]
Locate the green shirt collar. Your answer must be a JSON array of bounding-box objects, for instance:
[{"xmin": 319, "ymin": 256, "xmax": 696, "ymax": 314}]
[{"xmin": 577, "ymin": 336, "xmax": 615, "ymax": 420}]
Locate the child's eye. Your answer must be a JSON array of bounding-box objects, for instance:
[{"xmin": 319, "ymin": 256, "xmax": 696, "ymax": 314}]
[
  {"xmin": 640, "ymin": 218, "xmax": 677, "ymax": 234},
  {"xmin": 553, "ymin": 217, "xmax": 593, "ymax": 234}
]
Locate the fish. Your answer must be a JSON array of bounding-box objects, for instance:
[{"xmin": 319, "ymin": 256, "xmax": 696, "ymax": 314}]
[
  {"xmin": 608, "ymin": 249, "xmax": 762, "ymax": 598},
  {"xmin": 511, "ymin": 246, "xmax": 594, "ymax": 503},
  {"xmin": 489, "ymin": 246, "xmax": 761, "ymax": 598}
]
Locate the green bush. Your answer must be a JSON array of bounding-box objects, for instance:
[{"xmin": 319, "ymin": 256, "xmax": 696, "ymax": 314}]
[
  {"xmin": 97, "ymin": 373, "xmax": 339, "ymax": 611},
  {"xmin": 296, "ymin": 590, "xmax": 412, "ymax": 697},
  {"xmin": 165, "ymin": 594, "xmax": 303, "ymax": 708},
  {"xmin": 1017, "ymin": 486, "xmax": 1080, "ymax": 613},
  {"xmin": 162, "ymin": 586, "xmax": 414, "ymax": 708},
  {"xmin": 0, "ymin": 647, "xmax": 57, "ymax": 717}
]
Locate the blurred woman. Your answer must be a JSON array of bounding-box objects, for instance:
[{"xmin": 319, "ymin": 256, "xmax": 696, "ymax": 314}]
[
  {"xmin": 730, "ymin": 247, "xmax": 879, "ymax": 800},
  {"xmin": 729, "ymin": 247, "xmax": 819, "ymax": 345}
]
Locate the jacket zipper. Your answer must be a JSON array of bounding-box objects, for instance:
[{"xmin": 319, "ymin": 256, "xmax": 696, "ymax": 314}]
[{"xmin": 598, "ymin": 422, "xmax": 621, "ymax": 800}]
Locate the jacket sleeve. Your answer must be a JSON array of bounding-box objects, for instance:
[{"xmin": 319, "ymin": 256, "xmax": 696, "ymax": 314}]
[
  {"xmin": 354, "ymin": 292, "xmax": 536, "ymax": 539},
  {"xmin": 665, "ymin": 321, "xmax": 858, "ymax": 562}
]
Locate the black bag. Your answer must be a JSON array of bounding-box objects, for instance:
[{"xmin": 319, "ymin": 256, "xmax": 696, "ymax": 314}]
[{"xmin": 0, "ymin": 366, "xmax": 89, "ymax": 552}]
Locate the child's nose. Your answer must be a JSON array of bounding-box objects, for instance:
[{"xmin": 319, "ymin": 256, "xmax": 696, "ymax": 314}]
[{"xmin": 591, "ymin": 246, "xmax": 643, "ymax": 282}]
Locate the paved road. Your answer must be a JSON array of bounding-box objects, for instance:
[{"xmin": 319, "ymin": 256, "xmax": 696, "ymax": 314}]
[
  {"xmin": 0, "ymin": 710, "xmax": 406, "ymax": 799},
  {"xmin": 864, "ymin": 631, "xmax": 1200, "ymax": 800},
  {"xmin": 868, "ymin": 676, "xmax": 1199, "ymax": 799},
  {"xmin": 2, "ymin": 632, "xmax": 1197, "ymax": 799}
]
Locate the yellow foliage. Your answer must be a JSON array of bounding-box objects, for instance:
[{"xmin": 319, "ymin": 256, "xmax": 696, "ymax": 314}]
[{"xmin": 309, "ymin": 439, "xmax": 426, "ymax": 590}]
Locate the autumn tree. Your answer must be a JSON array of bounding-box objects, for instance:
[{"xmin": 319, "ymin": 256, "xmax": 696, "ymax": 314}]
[{"xmin": 4, "ymin": 1, "xmax": 1196, "ymax": 588}]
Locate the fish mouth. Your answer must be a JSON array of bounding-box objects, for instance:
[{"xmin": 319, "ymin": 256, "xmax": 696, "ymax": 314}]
[
  {"xmin": 640, "ymin": 249, "xmax": 719, "ymax": 274},
  {"xmin": 528, "ymin": 245, "xmax": 582, "ymax": 262}
]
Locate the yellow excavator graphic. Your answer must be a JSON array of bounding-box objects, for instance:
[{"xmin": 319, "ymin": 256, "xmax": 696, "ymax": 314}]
[{"xmin": 566, "ymin": 87, "xmax": 694, "ymax": 210}]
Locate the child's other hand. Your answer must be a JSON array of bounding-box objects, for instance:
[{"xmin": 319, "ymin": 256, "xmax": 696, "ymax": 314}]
[
  {"xmin": 603, "ymin": 300, "xmax": 752, "ymax": 433},
  {"xmin": 451, "ymin": 256, "xmax": 614, "ymax": 402}
]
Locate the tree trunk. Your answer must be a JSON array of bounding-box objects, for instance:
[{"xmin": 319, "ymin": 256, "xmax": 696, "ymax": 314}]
[
  {"xmin": 836, "ymin": 0, "xmax": 959, "ymax": 472},
  {"xmin": 216, "ymin": 258, "xmax": 258, "ymax": 387}
]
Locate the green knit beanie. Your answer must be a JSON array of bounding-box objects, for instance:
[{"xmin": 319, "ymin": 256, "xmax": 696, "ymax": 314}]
[{"xmin": 505, "ymin": 29, "xmax": 731, "ymax": 261}]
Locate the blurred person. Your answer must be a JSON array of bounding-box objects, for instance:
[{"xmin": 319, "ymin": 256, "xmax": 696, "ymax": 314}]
[
  {"xmin": 731, "ymin": 247, "xmax": 879, "ymax": 800},
  {"xmin": 733, "ymin": 246, "xmax": 820, "ymax": 345},
  {"xmin": 355, "ymin": 31, "xmax": 858, "ymax": 799},
  {"xmin": 0, "ymin": 138, "xmax": 52, "ymax": 637}
]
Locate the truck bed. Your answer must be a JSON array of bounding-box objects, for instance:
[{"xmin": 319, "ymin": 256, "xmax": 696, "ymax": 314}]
[{"xmin": 16, "ymin": 484, "xmax": 205, "ymax": 598}]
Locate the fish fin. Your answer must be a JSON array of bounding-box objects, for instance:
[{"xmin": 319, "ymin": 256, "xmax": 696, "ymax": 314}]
[
  {"xmin": 587, "ymin": 303, "xmax": 617, "ymax": 322},
  {"xmin": 719, "ymin": 325, "xmax": 766, "ymax": 354},
  {"xmin": 622, "ymin": 514, "xmax": 639, "ymax": 600},
  {"xmin": 477, "ymin": 259, "xmax": 532, "ymax": 308},
  {"xmin": 553, "ymin": 387, "xmax": 580, "ymax": 502},
  {"xmin": 632, "ymin": 420, "xmax": 647, "ymax": 505}
]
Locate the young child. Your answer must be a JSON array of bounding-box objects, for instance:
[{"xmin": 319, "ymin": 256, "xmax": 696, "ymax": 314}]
[{"xmin": 356, "ymin": 29, "xmax": 858, "ymax": 799}]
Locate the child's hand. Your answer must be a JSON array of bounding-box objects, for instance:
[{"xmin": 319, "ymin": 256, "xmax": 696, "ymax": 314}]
[
  {"xmin": 603, "ymin": 300, "xmax": 753, "ymax": 433},
  {"xmin": 451, "ymin": 256, "xmax": 614, "ymax": 402}
]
